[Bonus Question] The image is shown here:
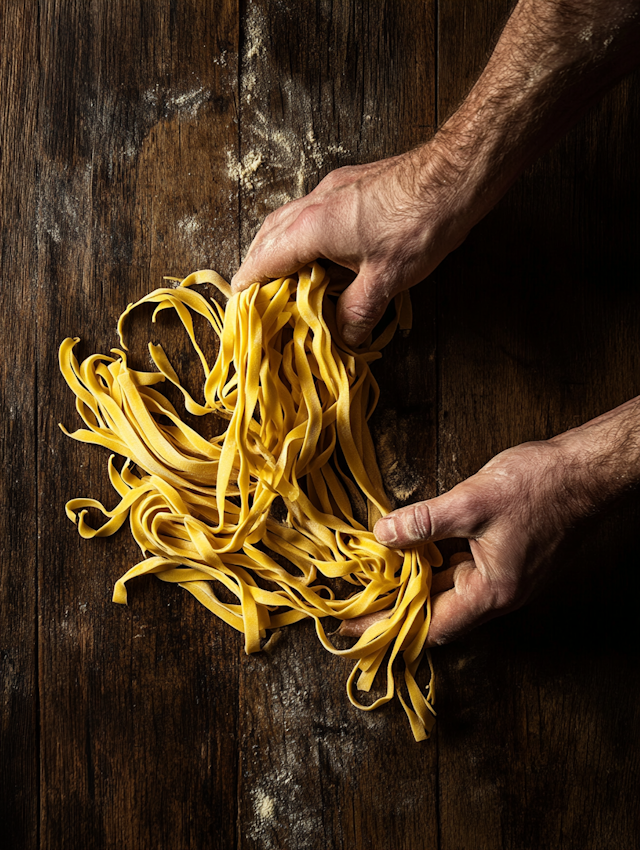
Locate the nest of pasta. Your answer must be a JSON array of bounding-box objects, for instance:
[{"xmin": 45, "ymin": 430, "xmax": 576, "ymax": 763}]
[{"xmin": 59, "ymin": 262, "xmax": 441, "ymax": 740}]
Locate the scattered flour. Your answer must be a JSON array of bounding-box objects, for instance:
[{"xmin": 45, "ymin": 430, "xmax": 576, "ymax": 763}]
[
  {"xmin": 38, "ymin": 160, "xmax": 92, "ymax": 253},
  {"xmin": 46, "ymin": 222, "xmax": 62, "ymax": 244},
  {"xmin": 578, "ymin": 24, "xmax": 594, "ymax": 43},
  {"xmin": 253, "ymin": 788, "xmax": 276, "ymax": 823},
  {"xmin": 226, "ymin": 149, "xmax": 264, "ymax": 191},
  {"xmin": 165, "ymin": 87, "xmax": 209, "ymax": 118},
  {"xmin": 142, "ymin": 84, "xmax": 211, "ymax": 120},
  {"xmin": 227, "ymin": 0, "xmax": 352, "ymax": 243},
  {"xmin": 243, "ymin": 2, "xmax": 267, "ymax": 61},
  {"xmin": 177, "ymin": 214, "xmax": 202, "ymax": 235}
]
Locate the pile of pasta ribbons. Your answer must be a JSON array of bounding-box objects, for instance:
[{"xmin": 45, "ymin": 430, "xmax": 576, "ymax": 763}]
[{"xmin": 59, "ymin": 262, "xmax": 441, "ymax": 740}]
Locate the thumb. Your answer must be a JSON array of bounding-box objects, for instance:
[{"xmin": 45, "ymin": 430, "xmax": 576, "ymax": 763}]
[
  {"xmin": 374, "ymin": 484, "xmax": 488, "ymax": 548},
  {"xmin": 336, "ymin": 271, "xmax": 395, "ymax": 348}
]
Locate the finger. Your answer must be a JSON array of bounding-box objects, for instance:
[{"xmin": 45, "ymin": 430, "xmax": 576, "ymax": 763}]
[
  {"xmin": 231, "ymin": 264, "xmax": 281, "ymax": 293},
  {"xmin": 426, "ymin": 561, "xmax": 497, "ymax": 646},
  {"xmin": 374, "ymin": 485, "xmax": 488, "ymax": 548},
  {"xmin": 336, "ymin": 609, "xmax": 391, "ymax": 637},
  {"xmin": 431, "ymin": 554, "xmax": 475, "ymax": 595},
  {"xmin": 231, "ymin": 237, "xmax": 300, "ymax": 293},
  {"xmin": 449, "ymin": 551, "xmax": 473, "ymax": 567},
  {"xmin": 231, "ymin": 202, "xmax": 328, "ymax": 293},
  {"xmin": 430, "ymin": 566, "xmax": 456, "ymax": 595},
  {"xmin": 336, "ymin": 272, "xmax": 395, "ymax": 347}
]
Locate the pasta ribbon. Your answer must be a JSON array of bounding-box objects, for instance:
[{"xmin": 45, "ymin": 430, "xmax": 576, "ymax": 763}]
[{"xmin": 59, "ymin": 263, "xmax": 440, "ymax": 740}]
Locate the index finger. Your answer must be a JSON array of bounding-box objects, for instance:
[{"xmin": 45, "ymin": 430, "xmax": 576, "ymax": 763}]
[{"xmin": 231, "ymin": 199, "xmax": 313, "ymax": 292}]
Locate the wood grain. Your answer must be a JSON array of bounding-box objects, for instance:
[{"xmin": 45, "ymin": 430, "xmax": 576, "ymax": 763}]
[
  {"xmin": 2, "ymin": 1, "xmax": 640, "ymax": 848},
  {"xmin": 436, "ymin": 2, "xmax": 640, "ymax": 848},
  {"xmin": 236, "ymin": 3, "xmax": 438, "ymax": 849},
  {"xmin": 0, "ymin": 4, "xmax": 39, "ymax": 849},
  {"xmin": 35, "ymin": 2, "xmax": 240, "ymax": 848},
  {"xmin": 234, "ymin": 2, "xmax": 437, "ymax": 848}
]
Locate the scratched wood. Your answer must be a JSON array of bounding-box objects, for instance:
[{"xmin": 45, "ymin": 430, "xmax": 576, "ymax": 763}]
[
  {"xmin": 236, "ymin": 3, "xmax": 438, "ymax": 848},
  {"xmin": 436, "ymin": 2, "xmax": 640, "ymax": 848},
  {"xmin": 34, "ymin": 2, "xmax": 240, "ymax": 849},
  {"xmin": 3, "ymin": 1, "xmax": 640, "ymax": 848},
  {"xmin": 0, "ymin": 4, "xmax": 39, "ymax": 849}
]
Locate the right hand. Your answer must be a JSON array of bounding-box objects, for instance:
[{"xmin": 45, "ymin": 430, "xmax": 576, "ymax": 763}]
[
  {"xmin": 374, "ymin": 439, "xmax": 580, "ymax": 646},
  {"xmin": 231, "ymin": 146, "xmax": 472, "ymax": 347}
]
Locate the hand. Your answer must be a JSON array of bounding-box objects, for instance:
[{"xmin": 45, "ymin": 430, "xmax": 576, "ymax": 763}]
[
  {"xmin": 231, "ymin": 0, "xmax": 640, "ymax": 350},
  {"xmin": 339, "ymin": 397, "xmax": 640, "ymax": 646},
  {"xmin": 231, "ymin": 147, "xmax": 473, "ymax": 347},
  {"xmin": 374, "ymin": 439, "xmax": 591, "ymax": 646}
]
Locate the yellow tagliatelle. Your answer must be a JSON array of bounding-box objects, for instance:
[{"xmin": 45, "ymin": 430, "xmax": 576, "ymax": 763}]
[{"xmin": 59, "ymin": 262, "xmax": 442, "ymax": 740}]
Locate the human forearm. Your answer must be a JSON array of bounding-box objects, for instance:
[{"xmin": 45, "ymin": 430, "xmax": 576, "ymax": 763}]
[
  {"xmin": 548, "ymin": 394, "xmax": 640, "ymax": 519},
  {"xmin": 230, "ymin": 0, "xmax": 640, "ymax": 645},
  {"xmin": 376, "ymin": 395, "xmax": 640, "ymax": 550},
  {"xmin": 232, "ymin": 0, "xmax": 640, "ymax": 346},
  {"xmin": 415, "ymin": 0, "xmax": 640, "ymax": 234},
  {"xmin": 370, "ymin": 395, "xmax": 640, "ymax": 645}
]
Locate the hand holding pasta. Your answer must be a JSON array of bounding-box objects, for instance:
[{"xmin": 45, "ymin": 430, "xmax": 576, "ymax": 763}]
[
  {"xmin": 230, "ymin": 152, "xmax": 470, "ymax": 348},
  {"xmin": 376, "ymin": 442, "xmax": 588, "ymax": 646},
  {"xmin": 60, "ymin": 264, "xmax": 442, "ymax": 741},
  {"xmin": 230, "ymin": 0, "xmax": 640, "ymax": 647},
  {"xmin": 374, "ymin": 401, "xmax": 640, "ymax": 646},
  {"xmin": 232, "ymin": 0, "xmax": 640, "ymax": 345}
]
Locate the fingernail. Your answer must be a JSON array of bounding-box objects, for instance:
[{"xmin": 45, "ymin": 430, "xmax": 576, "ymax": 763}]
[
  {"xmin": 340, "ymin": 322, "xmax": 366, "ymax": 348},
  {"xmin": 375, "ymin": 516, "xmax": 399, "ymax": 545}
]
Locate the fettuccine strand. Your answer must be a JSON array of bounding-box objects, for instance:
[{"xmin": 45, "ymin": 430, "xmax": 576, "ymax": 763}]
[{"xmin": 59, "ymin": 263, "xmax": 441, "ymax": 740}]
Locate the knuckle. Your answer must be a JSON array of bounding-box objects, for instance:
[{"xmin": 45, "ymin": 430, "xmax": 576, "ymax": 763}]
[
  {"xmin": 286, "ymin": 203, "xmax": 325, "ymax": 243},
  {"xmin": 429, "ymin": 632, "xmax": 454, "ymax": 648},
  {"xmin": 261, "ymin": 198, "xmax": 300, "ymax": 234},
  {"xmin": 259, "ymin": 209, "xmax": 281, "ymax": 232},
  {"xmin": 292, "ymin": 204, "xmax": 321, "ymax": 230},
  {"xmin": 449, "ymin": 484, "xmax": 491, "ymax": 536},
  {"xmin": 403, "ymin": 502, "xmax": 432, "ymax": 542},
  {"xmin": 341, "ymin": 299, "xmax": 383, "ymax": 326},
  {"xmin": 318, "ymin": 169, "xmax": 342, "ymax": 189},
  {"xmin": 318, "ymin": 165, "xmax": 354, "ymax": 189}
]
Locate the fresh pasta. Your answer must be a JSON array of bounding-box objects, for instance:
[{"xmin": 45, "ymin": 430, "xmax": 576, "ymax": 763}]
[{"xmin": 59, "ymin": 262, "xmax": 441, "ymax": 740}]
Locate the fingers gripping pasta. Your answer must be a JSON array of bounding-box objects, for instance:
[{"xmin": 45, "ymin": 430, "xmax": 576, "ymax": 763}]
[{"xmin": 59, "ymin": 263, "xmax": 441, "ymax": 740}]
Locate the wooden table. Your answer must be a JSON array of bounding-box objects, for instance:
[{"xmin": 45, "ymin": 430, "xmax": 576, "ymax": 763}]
[{"xmin": 3, "ymin": 2, "xmax": 640, "ymax": 847}]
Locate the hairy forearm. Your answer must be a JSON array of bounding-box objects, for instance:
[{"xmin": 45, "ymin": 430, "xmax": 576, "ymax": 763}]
[
  {"xmin": 418, "ymin": 0, "xmax": 640, "ymax": 220},
  {"xmin": 425, "ymin": 1, "xmax": 640, "ymax": 516},
  {"xmin": 232, "ymin": 0, "xmax": 640, "ymax": 346},
  {"xmin": 550, "ymin": 395, "xmax": 640, "ymax": 518},
  {"xmin": 371, "ymin": 393, "xmax": 640, "ymax": 645}
]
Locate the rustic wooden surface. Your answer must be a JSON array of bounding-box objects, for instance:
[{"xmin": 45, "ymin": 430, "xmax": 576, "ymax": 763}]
[{"xmin": 2, "ymin": 1, "xmax": 639, "ymax": 848}]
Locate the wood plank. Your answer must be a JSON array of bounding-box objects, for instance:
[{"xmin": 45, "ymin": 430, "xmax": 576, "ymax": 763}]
[
  {"xmin": 0, "ymin": 4, "xmax": 40, "ymax": 849},
  {"xmin": 436, "ymin": 1, "xmax": 640, "ymax": 846},
  {"xmin": 36, "ymin": 2, "xmax": 240, "ymax": 847},
  {"xmin": 236, "ymin": 3, "xmax": 439, "ymax": 849},
  {"xmin": 15, "ymin": 1, "xmax": 639, "ymax": 846}
]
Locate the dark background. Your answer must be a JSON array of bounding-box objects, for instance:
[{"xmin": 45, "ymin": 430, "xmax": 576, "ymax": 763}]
[{"xmin": 2, "ymin": 1, "xmax": 640, "ymax": 848}]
